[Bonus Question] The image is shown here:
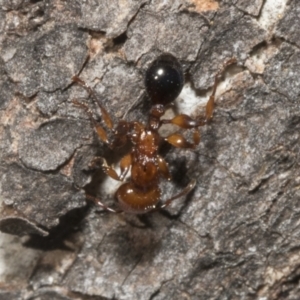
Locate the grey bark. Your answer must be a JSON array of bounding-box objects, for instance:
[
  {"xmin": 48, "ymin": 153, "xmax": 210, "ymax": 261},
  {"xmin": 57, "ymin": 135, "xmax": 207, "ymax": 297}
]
[{"xmin": 0, "ymin": 0, "xmax": 299, "ymax": 299}]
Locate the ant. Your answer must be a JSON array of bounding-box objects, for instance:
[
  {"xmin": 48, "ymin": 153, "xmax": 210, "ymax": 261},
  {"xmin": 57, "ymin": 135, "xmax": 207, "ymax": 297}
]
[{"xmin": 72, "ymin": 54, "xmax": 236, "ymax": 214}]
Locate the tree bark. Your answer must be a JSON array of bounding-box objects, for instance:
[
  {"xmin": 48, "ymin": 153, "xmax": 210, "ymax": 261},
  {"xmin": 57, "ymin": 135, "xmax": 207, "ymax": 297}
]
[{"xmin": 0, "ymin": 0, "xmax": 299, "ymax": 299}]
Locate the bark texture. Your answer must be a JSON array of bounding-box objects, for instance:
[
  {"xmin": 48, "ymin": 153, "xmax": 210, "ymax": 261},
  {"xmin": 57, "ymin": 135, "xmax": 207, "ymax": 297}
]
[{"xmin": 0, "ymin": 0, "xmax": 299, "ymax": 299}]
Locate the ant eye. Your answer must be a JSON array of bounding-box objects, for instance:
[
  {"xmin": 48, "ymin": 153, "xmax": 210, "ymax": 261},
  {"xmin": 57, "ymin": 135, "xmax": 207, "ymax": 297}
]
[{"xmin": 145, "ymin": 54, "xmax": 184, "ymax": 106}]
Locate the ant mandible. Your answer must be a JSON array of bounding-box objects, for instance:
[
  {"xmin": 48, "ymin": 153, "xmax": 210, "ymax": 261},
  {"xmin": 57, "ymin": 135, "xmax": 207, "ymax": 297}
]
[{"xmin": 73, "ymin": 54, "xmax": 236, "ymax": 213}]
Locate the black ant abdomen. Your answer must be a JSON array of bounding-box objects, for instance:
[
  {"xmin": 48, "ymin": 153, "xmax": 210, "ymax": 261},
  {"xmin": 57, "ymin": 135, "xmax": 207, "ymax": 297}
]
[{"xmin": 145, "ymin": 54, "xmax": 184, "ymax": 106}]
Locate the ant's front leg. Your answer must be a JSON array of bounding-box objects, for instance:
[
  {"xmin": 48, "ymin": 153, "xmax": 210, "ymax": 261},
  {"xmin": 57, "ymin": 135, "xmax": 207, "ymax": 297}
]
[
  {"xmin": 101, "ymin": 153, "xmax": 132, "ymax": 181},
  {"xmin": 164, "ymin": 130, "xmax": 201, "ymax": 149},
  {"xmin": 155, "ymin": 179, "xmax": 196, "ymax": 211},
  {"xmin": 86, "ymin": 194, "xmax": 122, "ymax": 213}
]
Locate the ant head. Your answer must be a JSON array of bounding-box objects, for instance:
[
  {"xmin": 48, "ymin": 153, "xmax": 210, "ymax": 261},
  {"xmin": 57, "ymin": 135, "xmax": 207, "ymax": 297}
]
[{"xmin": 145, "ymin": 54, "xmax": 184, "ymax": 106}]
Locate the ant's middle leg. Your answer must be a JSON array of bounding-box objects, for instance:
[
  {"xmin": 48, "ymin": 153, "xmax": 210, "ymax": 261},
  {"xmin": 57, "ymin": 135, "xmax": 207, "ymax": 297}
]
[
  {"xmin": 158, "ymin": 155, "xmax": 172, "ymax": 180},
  {"xmin": 164, "ymin": 130, "xmax": 200, "ymax": 149},
  {"xmin": 161, "ymin": 114, "xmax": 202, "ymax": 148},
  {"xmin": 74, "ymin": 101, "xmax": 132, "ymax": 182}
]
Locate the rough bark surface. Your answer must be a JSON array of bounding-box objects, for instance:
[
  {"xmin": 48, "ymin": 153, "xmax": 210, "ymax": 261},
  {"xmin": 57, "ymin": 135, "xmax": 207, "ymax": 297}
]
[{"xmin": 0, "ymin": 0, "xmax": 299, "ymax": 299}]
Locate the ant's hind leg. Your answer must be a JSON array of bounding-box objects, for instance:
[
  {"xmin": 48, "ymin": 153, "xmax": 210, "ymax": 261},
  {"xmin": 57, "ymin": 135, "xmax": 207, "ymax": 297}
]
[
  {"xmin": 206, "ymin": 58, "xmax": 237, "ymax": 120},
  {"xmin": 86, "ymin": 194, "xmax": 122, "ymax": 213},
  {"xmin": 72, "ymin": 76, "xmax": 113, "ymax": 129},
  {"xmin": 161, "ymin": 58, "xmax": 237, "ymax": 129},
  {"xmin": 163, "ymin": 58, "xmax": 237, "ymax": 149},
  {"xmin": 73, "ymin": 99, "xmax": 109, "ymax": 144},
  {"xmin": 158, "ymin": 179, "xmax": 196, "ymax": 210}
]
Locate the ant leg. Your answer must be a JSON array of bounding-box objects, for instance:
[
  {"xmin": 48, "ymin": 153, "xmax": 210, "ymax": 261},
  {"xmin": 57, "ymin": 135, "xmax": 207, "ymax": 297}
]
[
  {"xmin": 72, "ymin": 75, "xmax": 113, "ymax": 129},
  {"xmin": 89, "ymin": 157, "xmax": 105, "ymax": 170},
  {"xmin": 157, "ymin": 179, "xmax": 196, "ymax": 210},
  {"xmin": 162, "ymin": 58, "xmax": 237, "ymax": 128},
  {"xmin": 119, "ymin": 153, "xmax": 132, "ymax": 181},
  {"xmin": 86, "ymin": 194, "xmax": 122, "ymax": 213},
  {"xmin": 162, "ymin": 114, "xmax": 203, "ymax": 148},
  {"xmin": 161, "ymin": 114, "xmax": 205, "ymax": 129},
  {"xmin": 157, "ymin": 155, "xmax": 172, "ymax": 180},
  {"xmin": 206, "ymin": 57, "xmax": 237, "ymax": 121},
  {"xmin": 165, "ymin": 132, "xmax": 199, "ymax": 149},
  {"xmin": 101, "ymin": 153, "xmax": 132, "ymax": 181},
  {"xmin": 73, "ymin": 100, "xmax": 109, "ymax": 144},
  {"xmin": 162, "ymin": 58, "xmax": 237, "ymax": 149},
  {"xmin": 110, "ymin": 120, "xmax": 130, "ymax": 150},
  {"xmin": 88, "ymin": 156, "xmax": 130, "ymax": 182},
  {"xmin": 161, "ymin": 113, "xmax": 205, "ymax": 148}
]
